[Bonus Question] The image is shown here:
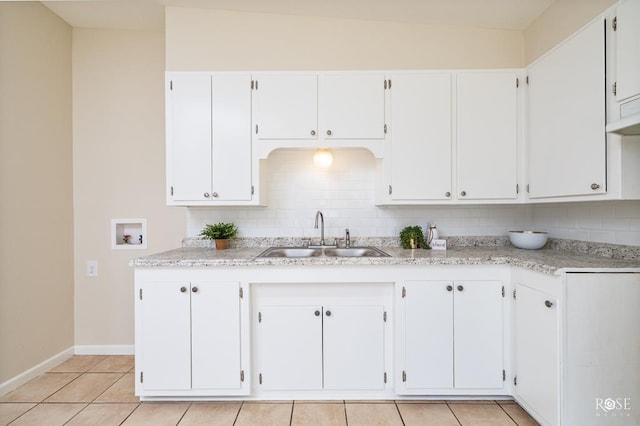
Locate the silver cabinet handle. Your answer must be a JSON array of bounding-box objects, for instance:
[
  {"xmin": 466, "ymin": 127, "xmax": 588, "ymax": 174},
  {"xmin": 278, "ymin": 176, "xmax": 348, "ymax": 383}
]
[
  {"xmin": 314, "ymin": 310, "xmax": 320, "ymax": 316},
  {"xmin": 311, "ymin": 130, "xmax": 316, "ymax": 136},
  {"xmin": 545, "ymin": 300, "xmax": 553, "ymax": 308},
  {"xmin": 445, "ymin": 192, "xmax": 451, "ymax": 197},
  {"xmin": 180, "ymin": 286, "xmax": 187, "ymax": 293},
  {"xmin": 212, "ymin": 192, "xmax": 218, "ymax": 198},
  {"xmin": 446, "ymin": 285, "xmax": 453, "ymax": 292},
  {"xmin": 192, "ymin": 286, "xmax": 198, "ymax": 293},
  {"xmin": 325, "ymin": 310, "xmax": 332, "ymax": 317},
  {"xmin": 591, "ymin": 183, "xmax": 600, "ymax": 190},
  {"xmin": 326, "ymin": 130, "xmax": 332, "ymax": 136},
  {"xmin": 460, "ymin": 191, "xmax": 467, "ymax": 197},
  {"xmin": 204, "ymin": 192, "xmax": 210, "ymax": 198},
  {"xmin": 457, "ymin": 285, "xmax": 464, "ymax": 291}
]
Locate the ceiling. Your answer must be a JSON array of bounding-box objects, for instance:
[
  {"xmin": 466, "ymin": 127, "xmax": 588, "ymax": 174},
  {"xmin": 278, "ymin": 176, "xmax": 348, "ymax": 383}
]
[{"xmin": 42, "ymin": 0, "xmax": 557, "ymax": 32}]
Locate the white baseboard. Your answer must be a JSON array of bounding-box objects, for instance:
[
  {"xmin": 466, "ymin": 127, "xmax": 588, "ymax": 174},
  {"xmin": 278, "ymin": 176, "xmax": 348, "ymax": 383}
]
[
  {"xmin": 74, "ymin": 345, "xmax": 134, "ymax": 355},
  {"xmin": 0, "ymin": 347, "xmax": 74, "ymax": 397}
]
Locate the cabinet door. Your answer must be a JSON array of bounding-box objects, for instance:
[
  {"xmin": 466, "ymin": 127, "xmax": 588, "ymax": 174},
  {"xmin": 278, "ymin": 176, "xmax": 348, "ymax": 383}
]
[
  {"xmin": 453, "ymin": 281, "xmax": 504, "ymax": 389},
  {"xmin": 457, "ymin": 72, "xmax": 518, "ymax": 200},
  {"xmin": 527, "ymin": 18, "xmax": 606, "ymax": 198},
  {"xmin": 140, "ymin": 282, "xmax": 191, "ymax": 391},
  {"xmin": 323, "ymin": 305, "xmax": 385, "ymax": 390},
  {"xmin": 191, "ymin": 282, "xmax": 242, "ymax": 391},
  {"xmin": 211, "ymin": 74, "xmax": 252, "ymax": 201},
  {"xmin": 402, "ymin": 281, "xmax": 454, "ymax": 389},
  {"xmin": 257, "ymin": 306, "xmax": 323, "ymax": 390},
  {"xmin": 515, "ymin": 284, "xmax": 559, "ymax": 426},
  {"xmin": 167, "ymin": 74, "xmax": 212, "ymax": 202},
  {"xmin": 254, "ymin": 74, "xmax": 318, "ymax": 140},
  {"xmin": 319, "ymin": 73, "xmax": 385, "ymax": 139},
  {"xmin": 616, "ymin": 0, "xmax": 640, "ymax": 101},
  {"xmin": 389, "ymin": 73, "xmax": 452, "ymax": 200}
]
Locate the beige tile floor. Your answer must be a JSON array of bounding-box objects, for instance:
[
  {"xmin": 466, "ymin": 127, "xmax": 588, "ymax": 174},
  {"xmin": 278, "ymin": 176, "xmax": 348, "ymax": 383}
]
[{"xmin": 0, "ymin": 356, "xmax": 539, "ymax": 425}]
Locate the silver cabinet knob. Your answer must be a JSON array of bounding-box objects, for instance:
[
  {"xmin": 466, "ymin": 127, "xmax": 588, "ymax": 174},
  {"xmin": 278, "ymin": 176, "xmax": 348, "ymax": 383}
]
[
  {"xmin": 180, "ymin": 286, "xmax": 187, "ymax": 293},
  {"xmin": 325, "ymin": 310, "xmax": 332, "ymax": 317},
  {"xmin": 545, "ymin": 300, "xmax": 553, "ymax": 308},
  {"xmin": 192, "ymin": 286, "xmax": 198, "ymax": 293},
  {"xmin": 445, "ymin": 192, "xmax": 451, "ymax": 197},
  {"xmin": 204, "ymin": 192, "xmax": 210, "ymax": 198},
  {"xmin": 314, "ymin": 310, "xmax": 320, "ymax": 316},
  {"xmin": 326, "ymin": 130, "xmax": 332, "ymax": 136},
  {"xmin": 591, "ymin": 183, "xmax": 600, "ymax": 190},
  {"xmin": 460, "ymin": 191, "xmax": 467, "ymax": 196},
  {"xmin": 311, "ymin": 130, "xmax": 316, "ymax": 136},
  {"xmin": 446, "ymin": 285, "xmax": 453, "ymax": 292},
  {"xmin": 212, "ymin": 192, "xmax": 218, "ymax": 198},
  {"xmin": 457, "ymin": 285, "xmax": 464, "ymax": 291}
]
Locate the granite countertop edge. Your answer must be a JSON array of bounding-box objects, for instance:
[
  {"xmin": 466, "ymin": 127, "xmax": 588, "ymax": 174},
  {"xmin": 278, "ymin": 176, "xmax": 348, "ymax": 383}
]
[{"xmin": 130, "ymin": 245, "xmax": 640, "ymax": 275}]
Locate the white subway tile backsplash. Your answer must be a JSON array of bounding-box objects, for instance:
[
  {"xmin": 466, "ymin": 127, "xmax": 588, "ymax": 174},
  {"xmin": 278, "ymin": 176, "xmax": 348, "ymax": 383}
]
[{"xmin": 186, "ymin": 151, "xmax": 640, "ymax": 246}]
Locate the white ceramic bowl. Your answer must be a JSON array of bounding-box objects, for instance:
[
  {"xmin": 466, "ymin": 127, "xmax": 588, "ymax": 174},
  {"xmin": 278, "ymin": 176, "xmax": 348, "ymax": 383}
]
[{"xmin": 508, "ymin": 231, "xmax": 548, "ymax": 250}]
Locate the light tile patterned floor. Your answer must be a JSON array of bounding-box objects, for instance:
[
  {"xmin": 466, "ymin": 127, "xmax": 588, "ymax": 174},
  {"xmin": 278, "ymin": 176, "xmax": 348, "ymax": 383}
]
[{"xmin": 0, "ymin": 356, "xmax": 539, "ymax": 425}]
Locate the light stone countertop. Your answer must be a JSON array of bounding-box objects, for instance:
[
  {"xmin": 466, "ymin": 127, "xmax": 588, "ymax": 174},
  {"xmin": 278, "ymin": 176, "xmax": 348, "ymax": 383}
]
[{"xmin": 130, "ymin": 244, "xmax": 640, "ymax": 275}]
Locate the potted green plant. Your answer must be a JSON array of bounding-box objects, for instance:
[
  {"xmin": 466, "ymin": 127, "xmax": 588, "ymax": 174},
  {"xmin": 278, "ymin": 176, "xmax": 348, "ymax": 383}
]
[
  {"xmin": 199, "ymin": 222, "xmax": 238, "ymax": 250},
  {"xmin": 399, "ymin": 225, "xmax": 428, "ymax": 249}
]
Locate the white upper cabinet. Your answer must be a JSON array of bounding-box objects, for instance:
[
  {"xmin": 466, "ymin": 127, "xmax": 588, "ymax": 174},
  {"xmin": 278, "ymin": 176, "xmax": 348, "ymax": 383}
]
[
  {"xmin": 457, "ymin": 72, "xmax": 519, "ymax": 200},
  {"xmin": 387, "ymin": 73, "xmax": 452, "ymax": 201},
  {"xmin": 615, "ymin": 0, "xmax": 640, "ymax": 102},
  {"xmin": 167, "ymin": 73, "xmax": 253, "ymax": 205},
  {"xmin": 253, "ymin": 74, "xmax": 318, "ymax": 140},
  {"xmin": 319, "ymin": 73, "xmax": 386, "ymax": 139},
  {"xmin": 167, "ymin": 74, "xmax": 212, "ymax": 203},
  {"xmin": 526, "ymin": 18, "xmax": 606, "ymax": 199}
]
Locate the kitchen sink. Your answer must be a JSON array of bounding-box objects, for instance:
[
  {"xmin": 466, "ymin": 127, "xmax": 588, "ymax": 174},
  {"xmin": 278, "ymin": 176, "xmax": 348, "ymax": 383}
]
[{"xmin": 257, "ymin": 246, "xmax": 390, "ymax": 258}]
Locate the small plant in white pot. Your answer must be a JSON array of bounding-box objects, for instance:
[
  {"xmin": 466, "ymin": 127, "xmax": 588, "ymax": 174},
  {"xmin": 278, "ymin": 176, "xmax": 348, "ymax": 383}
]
[{"xmin": 199, "ymin": 222, "xmax": 238, "ymax": 250}]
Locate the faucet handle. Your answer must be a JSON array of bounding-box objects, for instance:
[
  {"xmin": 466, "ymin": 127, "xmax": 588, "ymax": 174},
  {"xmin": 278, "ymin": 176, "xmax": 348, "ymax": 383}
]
[{"xmin": 345, "ymin": 228, "xmax": 351, "ymax": 248}]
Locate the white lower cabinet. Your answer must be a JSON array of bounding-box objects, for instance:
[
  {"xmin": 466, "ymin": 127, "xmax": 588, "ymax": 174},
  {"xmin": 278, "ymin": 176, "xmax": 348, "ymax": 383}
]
[
  {"xmin": 254, "ymin": 284, "xmax": 390, "ymax": 393},
  {"xmin": 135, "ymin": 279, "xmax": 249, "ymax": 397},
  {"xmin": 513, "ymin": 283, "xmax": 559, "ymax": 426},
  {"xmin": 513, "ymin": 269, "xmax": 640, "ymax": 426},
  {"xmin": 397, "ymin": 280, "xmax": 505, "ymax": 393}
]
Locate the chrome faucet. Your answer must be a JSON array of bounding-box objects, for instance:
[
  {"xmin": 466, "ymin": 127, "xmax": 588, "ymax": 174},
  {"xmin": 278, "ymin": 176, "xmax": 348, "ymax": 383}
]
[
  {"xmin": 314, "ymin": 210, "xmax": 325, "ymax": 246},
  {"xmin": 345, "ymin": 228, "xmax": 351, "ymax": 248}
]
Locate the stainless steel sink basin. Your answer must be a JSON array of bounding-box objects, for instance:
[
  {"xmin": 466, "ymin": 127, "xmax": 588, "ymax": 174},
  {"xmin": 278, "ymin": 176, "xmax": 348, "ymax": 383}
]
[{"xmin": 257, "ymin": 246, "xmax": 390, "ymax": 258}]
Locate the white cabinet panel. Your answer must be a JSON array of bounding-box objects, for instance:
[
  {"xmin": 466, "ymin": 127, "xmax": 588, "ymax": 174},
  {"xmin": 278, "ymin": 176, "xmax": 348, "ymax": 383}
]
[
  {"xmin": 140, "ymin": 282, "xmax": 192, "ymax": 391},
  {"xmin": 137, "ymin": 279, "xmax": 246, "ymax": 396},
  {"xmin": 453, "ymin": 281, "xmax": 503, "ymax": 389},
  {"xmin": 258, "ymin": 306, "xmax": 323, "ymax": 391},
  {"xmin": 254, "ymin": 74, "xmax": 318, "ymax": 139},
  {"xmin": 388, "ymin": 73, "xmax": 452, "ymax": 201},
  {"xmin": 399, "ymin": 280, "xmax": 504, "ymax": 393},
  {"xmin": 319, "ymin": 73, "xmax": 385, "ymax": 139},
  {"xmin": 191, "ymin": 282, "xmax": 242, "ymax": 390},
  {"xmin": 403, "ymin": 281, "xmax": 454, "ymax": 389},
  {"xmin": 323, "ymin": 305, "xmax": 385, "ymax": 390},
  {"xmin": 457, "ymin": 72, "xmax": 518, "ymax": 200},
  {"xmin": 527, "ymin": 18, "xmax": 606, "ymax": 198},
  {"xmin": 166, "ymin": 73, "xmax": 253, "ymax": 204},
  {"xmin": 514, "ymin": 284, "xmax": 559, "ymax": 426},
  {"xmin": 211, "ymin": 74, "xmax": 252, "ymax": 201},
  {"xmin": 168, "ymin": 74, "xmax": 212, "ymax": 202},
  {"xmin": 616, "ymin": 0, "xmax": 640, "ymax": 101}
]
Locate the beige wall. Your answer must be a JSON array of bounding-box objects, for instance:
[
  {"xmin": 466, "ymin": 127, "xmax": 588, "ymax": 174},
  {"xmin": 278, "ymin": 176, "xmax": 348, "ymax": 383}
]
[
  {"xmin": 72, "ymin": 29, "xmax": 185, "ymax": 347},
  {"xmin": 166, "ymin": 7, "xmax": 524, "ymax": 71},
  {"xmin": 0, "ymin": 3, "xmax": 73, "ymax": 383},
  {"xmin": 524, "ymin": 0, "xmax": 617, "ymax": 64}
]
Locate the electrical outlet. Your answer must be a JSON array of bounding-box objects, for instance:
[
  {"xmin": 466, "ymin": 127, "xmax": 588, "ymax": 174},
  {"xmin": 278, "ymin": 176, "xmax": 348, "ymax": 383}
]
[{"xmin": 86, "ymin": 260, "xmax": 98, "ymax": 277}]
